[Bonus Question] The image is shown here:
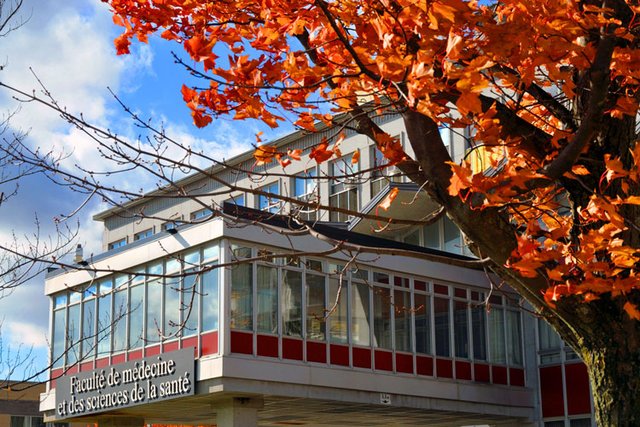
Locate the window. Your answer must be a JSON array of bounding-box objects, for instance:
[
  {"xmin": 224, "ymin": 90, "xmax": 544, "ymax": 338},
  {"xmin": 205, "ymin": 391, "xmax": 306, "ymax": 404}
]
[
  {"xmin": 146, "ymin": 263, "xmax": 163, "ymax": 342},
  {"xmin": 507, "ymin": 310, "xmax": 523, "ymax": 365},
  {"xmin": 471, "ymin": 303, "xmax": 487, "ymax": 360},
  {"xmin": 539, "ymin": 319, "xmax": 562, "ymax": 364},
  {"xmin": 454, "ymin": 300, "xmax": 469, "ymax": 358},
  {"xmin": 422, "ymin": 217, "xmax": 465, "ymax": 254},
  {"xmin": 164, "ymin": 258, "xmax": 181, "ymax": 337},
  {"xmin": 257, "ymin": 265, "xmax": 278, "ymax": 334},
  {"xmin": 370, "ymin": 144, "xmax": 402, "ymax": 198},
  {"xmin": 191, "ymin": 208, "xmax": 212, "ymax": 221},
  {"xmin": 10, "ymin": 416, "xmax": 46, "ymax": 427},
  {"xmin": 230, "ymin": 263, "xmax": 253, "ymax": 330},
  {"xmin": 108, "ymin": 238, "xmax": 127, "ymax": 250},
  {"xmin": 181, "ymin": 254, "xmax": 200, "ymax": 337},
  {"xmin": 52, "ymin": 295, "xmax": 66, "ymax": 368},
  {"xmin": 133, "ymin": 228, "xmax": 153, "ymax": 241},
  {"xmin": 258, "ymin": 182, "xmax": 281, "ymax": 213},
  {"xmin": 282, "ymin": 270, "xmax": 303, "ymax": 337},
  {"xmin": 225, "ymin": 194, "xmax": 245, "ymax": 206},
  {"xmin": 82, "ymin": 285, "xmax": 96, "ymax": 359},
  {"xmin": 434, "ymin": 297, "xmax": 450, "ymax": 357},
  {"xmin": 162, "ymin": 220, "xmax": 183, "ymax": 232},
  {"xmin": 66, "ymin": 301, "xmax": 81, "ymax": 364},
  {"xmin": 373, "ymin": 286, "xmax": 392, "ymax": 349},
  {"xmin": 293, "ymin": 169, "xmax": 318, "ymax": 221},
  {"xmin": 201, "ymin": 264, "xmax": 219, "ymax": 331},
  {"xmin": 329, "ymin": 277, "xmax": 348, "ymax": 343},
  {"xmin": 394, "ymin": 289, "xmax": 412, "ymax": 352},
  {"xmin": 329, "ymin": 156, "xmax": 359, "ymax": 222},
  {"xmin": 489, "ymin": 307, "xmax": 506, "ymax": 364},
  {"xmin": 129, "ymin": 280, "xmax": 144, "ymax": 349},
  {"xmin": 351, "ymin": 281, "xmax": 370, "ymax": 346},
  {"xmin": 414, "ymin": 291, "xmax": 431, "ymax": 354},
  {"xmin": 306, "ymin": 273, "xmax": 326, "ymax": 340},
  {"xmin": 97, "ymin": 280, "xmax": 112, "ymax": 356}
]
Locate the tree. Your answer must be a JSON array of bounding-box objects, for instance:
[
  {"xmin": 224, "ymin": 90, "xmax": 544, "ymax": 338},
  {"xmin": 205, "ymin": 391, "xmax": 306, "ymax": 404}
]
[{"xmin": 97, "ymin": 1, "xmax": 640, "ymax": 425}]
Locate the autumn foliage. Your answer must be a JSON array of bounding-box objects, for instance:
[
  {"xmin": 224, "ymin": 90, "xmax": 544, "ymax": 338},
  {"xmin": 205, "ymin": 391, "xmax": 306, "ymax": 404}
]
[{"xmin": 100, "ymin": 0, "xmax": 640, "ymax": 423}]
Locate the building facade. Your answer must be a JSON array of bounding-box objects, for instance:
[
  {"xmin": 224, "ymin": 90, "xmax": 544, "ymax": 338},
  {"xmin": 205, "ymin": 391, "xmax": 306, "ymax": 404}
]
[{"xmin": 40, "ymin": 115, "xmax": 594, "ymax": 426}]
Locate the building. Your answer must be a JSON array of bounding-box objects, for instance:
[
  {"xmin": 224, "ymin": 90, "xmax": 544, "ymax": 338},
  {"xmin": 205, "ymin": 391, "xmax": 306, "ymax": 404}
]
[{"xmin": 39, "ymin": 114, "xmax": 594, "ymax": 426}]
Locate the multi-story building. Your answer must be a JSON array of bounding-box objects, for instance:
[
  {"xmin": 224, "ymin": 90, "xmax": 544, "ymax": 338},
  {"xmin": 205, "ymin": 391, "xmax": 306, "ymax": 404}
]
[{"xmin": 39, "ymin": 115, "xmax": 594, "ymax": 426}]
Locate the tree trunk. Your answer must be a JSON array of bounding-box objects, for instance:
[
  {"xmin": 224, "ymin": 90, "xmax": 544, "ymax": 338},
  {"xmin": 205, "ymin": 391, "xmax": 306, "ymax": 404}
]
[
  {"xmin": 572, "ymin": 295, "xmax": 640, "ymax": 426},
  {"xmin": 584, "ymin": 342, "xmax": 640, "ymax": 426}
]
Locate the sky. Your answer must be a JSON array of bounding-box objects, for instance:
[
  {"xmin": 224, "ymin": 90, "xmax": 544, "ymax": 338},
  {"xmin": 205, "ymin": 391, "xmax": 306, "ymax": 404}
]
[{"xmin": 0, "ymin": 0, "xmax": 289, "ymax": 380}]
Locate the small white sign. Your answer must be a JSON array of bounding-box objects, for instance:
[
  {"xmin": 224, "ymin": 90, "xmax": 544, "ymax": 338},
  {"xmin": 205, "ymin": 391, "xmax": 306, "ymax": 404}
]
[{"xmin": 380, "ymin": 393, "xmax": 391, "ymax": 405}]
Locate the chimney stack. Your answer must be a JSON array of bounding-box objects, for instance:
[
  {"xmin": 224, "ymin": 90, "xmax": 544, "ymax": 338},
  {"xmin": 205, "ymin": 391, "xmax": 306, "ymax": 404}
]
[{"xmin": 74, "ymin": 244, "xmax": 83, "ymax": 264}]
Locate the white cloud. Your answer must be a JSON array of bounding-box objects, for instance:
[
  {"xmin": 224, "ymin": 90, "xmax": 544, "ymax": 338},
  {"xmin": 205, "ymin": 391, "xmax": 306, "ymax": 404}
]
[{"xmin": 4, "ymin": 320, "xmax": 48, "ymax": 349}]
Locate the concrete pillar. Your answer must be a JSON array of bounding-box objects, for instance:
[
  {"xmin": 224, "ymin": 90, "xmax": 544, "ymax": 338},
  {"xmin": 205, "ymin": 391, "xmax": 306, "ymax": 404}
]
[
  {"xmin": 217, "ymin": 397, "xmax": 264, "ymax": 427},
  {"xmin": 98, "ymin": 416, "xmax": 145, "ymax": 427}
]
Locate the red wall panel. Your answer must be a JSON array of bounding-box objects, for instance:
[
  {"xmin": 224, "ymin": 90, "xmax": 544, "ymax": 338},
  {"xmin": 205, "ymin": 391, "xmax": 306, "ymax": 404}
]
[
  {"xmin": 282, "ymin": 337, "xmax": 303, "ymax": 361},
  {"xmin": 436, "ymin": 358, "xmax": 453, "ymax": 378},
  {"xmin": 540, "ymin": 365, "xmax": 565, "ymax": 418},
  {"xmin": 201, "ymin": 331, "xmax": 218, "ymax": 355},
  {"xmin": 330, "ymin": 344, "xmax": 350, "ymax": 366},
  {"xmin": 231, "ymin": 331, "xmax": 254, "ymax": 355},
  {"xmin": 375, "ymin": 350, "xmax": 393, "ymax": 371},
  {"xmin": 474, "ymin": 363, "xmax": 490, "ymax": 382},
  {"xmin": 455, "ymin": 361, "xmax": 472, "ymax": 380},
  {"xmin": 565, "ymin": 363, "xmax": 592, "ymax": 415},
  {"xmin": 257, "ymin": 334, "xmax": 279, "ymax": 358},
  {"xmin": 306, "ymin": 341, "xmax": 326, "ymax": 363},
  {"xmin": 352, "ymin": 347, "xmax": 372, "ymax": 369},
  {"xmin": 492, "ymin": 366, "xmax": 508, "ymax": 385},
  {"xmin": 416, "ymin": 355, "xmax": 433, "ymax": 376},
  {"xmin": 395, "ymin": 353, "xmax": 413, "ymax": 374}
]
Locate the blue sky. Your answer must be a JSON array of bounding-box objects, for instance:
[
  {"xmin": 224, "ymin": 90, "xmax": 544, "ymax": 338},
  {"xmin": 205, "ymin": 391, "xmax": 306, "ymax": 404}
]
[{"xmin": 0, "ymin": 0, "xmax": 290, "ymax": 380}]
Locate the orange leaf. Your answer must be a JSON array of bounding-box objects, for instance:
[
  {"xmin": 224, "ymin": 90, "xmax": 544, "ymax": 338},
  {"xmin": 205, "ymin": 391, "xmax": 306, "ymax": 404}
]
[
  {"xmin": 254, "ymin": 145, "xmax": 277, "ymax": 165},
  {"xmin": 624, "ymin": 302, "xmax": 640, "ymax": 321},
  {"xmin": 114, "ymin": 33, "xmax": 131, "ymax": 55},
  {"xmin": 571, "ymin": 165, "xmax": 591, "ymax": 175},
  {"xmin": 309, "ymin": 138, "xmax": 334, "ymax": 164},
  {"xmin": 287, "ymin": 149, "xmax": 302, "ymax": 161},
  {"xmin": 379, "ymin": 187, "xmax": 400, "ymax": 211},
  {"xmin": 351, "ymin": 150, "xmax": 360, "ymax": 164}
]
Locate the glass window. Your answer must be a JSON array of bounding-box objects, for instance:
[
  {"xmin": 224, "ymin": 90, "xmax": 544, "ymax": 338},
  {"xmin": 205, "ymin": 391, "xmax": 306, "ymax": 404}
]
[
  {"xmin": 133, "ymin": 228, "xmax": 154, "ymax": 241},
  {"xmin": 203, "ymin": 243, "xmax": 219, "ymax": 262},
  {"xmin": 539, "ymin": 319, "xmax": 562, "ymax": 351},
  {"xmin": 164, "ymin": 260, "xmax": 181, "ymax": 337},
  {"xmin": 373, "ymin": 287, "xmax": 392, "ymax": 349},
  {"xmin": 329, "ymin": 278, "xmax": 348, "ymax": 343},
  {"xmin": 54, "ymin": 293, "xmax": 67, "ymax": 308},
  {"xmin": 434, "ymin": 297, "xmax": 450, "ymax": 357},
  {"xmin": 97, "ymin": 281, "xmax": 112, "ymax": 356},
  {"xmin": 394, "ymin": 290, "xmax": 412, "ymax": 352},
  {"xmin": 230, "ymin": 263, "xmax": 253, "ymax": 330},
  {"xmin": 162, "ymin": 220, "xmax": 183, "ymax": 231},
  {"xmin": 454, "ymin": 300, "xmax": 469, "ymax": 358},
  {"xmin": 414, "ymin": 293, "xmax": 430, "ymax": 354},
  {"xmin": 507, "ymin": 310, "xmax": 523, "ymax": 365},
  {"xmin": 112, "ymin": 289, "xmax": 127, "ymax": 352},
  {"xmin": 201, "ymin": 265, "xmax": 219, "ymax": 331},
  {"xmin": 108, "ymin": 238, "xmax": 127, "ymax": 250},
  {"xmin": 146, "ymin": 263, "xmax": 163, "ymax": 342},
  {"xmin": 182, "ymin": 270, "xmax": 199, "ymax": 336},
  {"xmin": 191, "ymin": 208, "xmax": 213, "ymax": 221},
  {"xmin": 82, "ymin": 297, "xmax": 96, "ymax": 359},
  {"xmin": 489, "ymin": 307, "xmax": 506, "ymax": 364},
  {"xmin": 570, "ymin": 418, "xmax": 593, "ymax": 427},
  {"xmin": 329, "ymin": 156, "xmax": 359, "ymax": 222},
  {"xmin": 471, "ymin": 304, "xmax": 487, "ymax": 360},
  {"xmin": 66, "ymin": 303, "xmax": 81, "ymax": 364},
  {"xmin": 258, "ymin": 182, "xmax": 281, "ymax": 213},
  {"xmin": 257, "ymin": 265, "xmax": 278, "ymax": 334},
  {"xmin": 403, "ymin": 229, "xmax": 420, "ymax": 246},
  {"xmin": 52, "ymin": 308, "xmax": 66, "ymax": 368},
  {"xmin": 351, "ymin": 282, "xmax": 370, "ymax": 346},
  {"xmin": 443, "ymin": 216, "xmax": 461, "ymax": 253},
  {"xmin": 423, "ymin": 221, "xmax": 440, "ymax": 250},
  {"xmin": 294, "ymin": 169, "xmax": 318, "ymax": 221},
  {"xmin": 306, "ymin": 273, "xmax": 326, "ymax": 340},
  {"xmin": 225, "ymin": 194, "xmax": 245, "ymax": 206},
  {"xmin": 129, "ymin": 284, "xmax": 144, "ymax": 349},
  {"xmin": 282, "ymin": 270, "xmax": 302, "ymax": 337}
]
